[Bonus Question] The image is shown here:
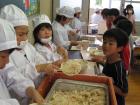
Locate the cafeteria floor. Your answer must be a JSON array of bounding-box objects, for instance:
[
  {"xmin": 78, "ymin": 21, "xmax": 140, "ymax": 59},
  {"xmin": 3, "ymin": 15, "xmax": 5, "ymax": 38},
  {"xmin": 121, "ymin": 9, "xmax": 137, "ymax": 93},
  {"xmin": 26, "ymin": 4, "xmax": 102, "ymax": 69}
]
[{"xmin": 126, "ymin": 67, "xmax": 140, "ymax": 105}]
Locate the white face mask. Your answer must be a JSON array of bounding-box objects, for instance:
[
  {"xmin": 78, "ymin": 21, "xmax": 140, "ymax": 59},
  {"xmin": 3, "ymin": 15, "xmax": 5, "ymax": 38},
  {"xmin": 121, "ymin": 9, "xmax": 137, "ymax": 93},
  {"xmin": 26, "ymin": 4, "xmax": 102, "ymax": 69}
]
[
  {"xmin": 18, "ymin": 40, "xmax": 28, "ymax": 49},
  {"xmin": 128, "ymin": 10, "xmax": 133, "ymax": 14},
  {"xmin": 40, "ymin": 37, "xmax": 52, "ymax": 44}
]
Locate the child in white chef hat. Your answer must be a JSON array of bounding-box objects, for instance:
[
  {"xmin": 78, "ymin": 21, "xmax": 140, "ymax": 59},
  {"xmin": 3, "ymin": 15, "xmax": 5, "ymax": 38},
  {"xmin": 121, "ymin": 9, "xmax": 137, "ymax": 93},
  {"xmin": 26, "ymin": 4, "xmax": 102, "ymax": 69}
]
[
  {"xmin": 0, "ymin": 18, "xmax": 45, "ymax": 105},
  {"xmin": 70, "ymin": 7, "xmax": 82, "ymax": 35},
  {"xmin": 33, "ymin": 14, "xmax": 68, "ymax": 67},
  {"xmin": 0, "ymin": 4, "xmax": 58, "ymax": 87}
]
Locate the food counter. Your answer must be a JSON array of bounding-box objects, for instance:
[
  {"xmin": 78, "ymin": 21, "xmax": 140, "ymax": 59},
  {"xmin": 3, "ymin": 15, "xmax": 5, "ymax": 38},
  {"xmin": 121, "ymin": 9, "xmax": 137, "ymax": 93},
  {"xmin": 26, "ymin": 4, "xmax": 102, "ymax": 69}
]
[{"xmin": 37, "ymin": 34, "xmax": 117, "ymax": 105}]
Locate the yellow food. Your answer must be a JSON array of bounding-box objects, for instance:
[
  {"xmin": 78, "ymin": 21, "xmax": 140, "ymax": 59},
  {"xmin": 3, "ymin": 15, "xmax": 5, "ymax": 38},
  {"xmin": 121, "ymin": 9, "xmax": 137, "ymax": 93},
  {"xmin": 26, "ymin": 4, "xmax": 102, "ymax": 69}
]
[
  {"xmin": 48, "ymin": 88, "xmax": 106, "ymax": 105},
  {"xmin": 90, "ymin": 50, "xmax": 104, "ymax": 56},
  {"xmin": 60, "ymin": 60, "xmax": 81, "ymax": 75}
]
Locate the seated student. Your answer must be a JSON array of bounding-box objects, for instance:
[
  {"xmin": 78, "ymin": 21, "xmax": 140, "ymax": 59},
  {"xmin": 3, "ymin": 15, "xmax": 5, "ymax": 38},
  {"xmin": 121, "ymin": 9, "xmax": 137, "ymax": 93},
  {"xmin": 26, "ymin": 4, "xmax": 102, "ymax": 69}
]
[
  {"xmin": 102, "ymin": 28, "xmax": 128, "ymax": 105},
  {"xmin": 52, "ymin": 6, "xmax": 79, "ymax": 49},
  {"xmin": 32, "ymin": 14, "xmax": 68, "ymax": 67},
  {"xmin": 0, "ymin": 4, "xmax": 58, "ymax": 87},
  {"xmin": 116, "ymin": 19, "xmax": 133, "ymax": 73},
  {"xmin": 0, "ymin": 18, "xmax": 45, "ymax": 105}
]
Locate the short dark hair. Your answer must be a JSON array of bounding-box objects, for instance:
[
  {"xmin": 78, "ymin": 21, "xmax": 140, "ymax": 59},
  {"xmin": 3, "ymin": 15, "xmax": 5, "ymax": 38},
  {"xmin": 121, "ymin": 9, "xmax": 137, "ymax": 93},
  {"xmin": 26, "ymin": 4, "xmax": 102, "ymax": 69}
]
[
  {"xmin": 126, "ymin": 4, "xmax": 133, "ymax": 9},
  {"xmin": 113, "ymin": 16, "xmax": 127, "ymax": 26},
  {"xmin": 103, "ymin": 28, "xmax": 128, "ymax": 47},
  {"xmin": 55, "ymin": 14, "xmax": 67, "ymax": 22},
  {"xmin": 33, "ymin": 23, "xmax": 53, "ymax": 45},
  {"xmin": 108, "ymin": 8, "xmax": 120, "ymax": 17},
  {"xmin": 123, "ymin": 4, "xmax": 134, "ymax": 15},
  {"xmin": 116, "ymin": 19, "xmax": 133, "ymax": 36},
  {"xmin": 74, "ymin": 13, "xmax": 77, "ymax": 17},
  {"xmin": 101, "ymin": 8, "xmax": 110, "ymax": 19}
]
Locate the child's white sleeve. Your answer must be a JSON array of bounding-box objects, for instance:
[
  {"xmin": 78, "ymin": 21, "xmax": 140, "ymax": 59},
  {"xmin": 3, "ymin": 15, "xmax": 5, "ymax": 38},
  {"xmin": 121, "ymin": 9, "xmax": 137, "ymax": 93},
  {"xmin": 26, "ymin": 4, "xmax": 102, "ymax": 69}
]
[
  {"xmin": 29, "ymin": 44, "xmax": 47, "ymax": 64},
  {"xmin": 0, "ymin": 99, "xmax": 20, "ymax": 105},
  {"xmin": 2, "ymin": 63, "xmax": 35, "ymax": 97}
]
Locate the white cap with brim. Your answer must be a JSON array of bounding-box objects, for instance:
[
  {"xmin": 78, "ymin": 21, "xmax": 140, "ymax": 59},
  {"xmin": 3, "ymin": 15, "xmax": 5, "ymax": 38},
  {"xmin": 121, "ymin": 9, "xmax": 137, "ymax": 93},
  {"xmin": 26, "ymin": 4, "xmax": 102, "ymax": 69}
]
[
  {"xmin": 56, "ymin": 6, "xmax": 75, "ymax": 18},
  {"xmin": 0, "ymin": 18, "xmax": 17, "ymax": 51},
  {"xmin": 74, "ymin": 7, "xmax": 81, "ymax": 13},
  {"xmin": 33, "ymin": 14, "xmax": 51, "ymax": 29},
  {"xmin": 0, "ymin": 4, "xmax": 28, "ymax": 27}
]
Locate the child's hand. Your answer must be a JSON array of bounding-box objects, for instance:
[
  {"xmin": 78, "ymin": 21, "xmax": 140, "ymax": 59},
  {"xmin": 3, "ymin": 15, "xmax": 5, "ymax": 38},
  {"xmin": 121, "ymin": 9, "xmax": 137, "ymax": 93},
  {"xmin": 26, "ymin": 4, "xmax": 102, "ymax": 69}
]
[
  {"xmin": 113, "ymin": 85, "xmax": 128, "ymax": 97},
  {"xmin": 91, "ymin": 55, "xmax": 106, "ymax": 63},
  {"xmin": 68, "ymin": 30, "xmax": 76, "ymax": 36},
  {"xmin": 57, "ymin": 47, "xmax": 68, "ymax": 61},
  {"xmin": 76, "ymin": 29, "xmax": 80, "ymax": 33},
  {"xmin": 44, "ymin": 64, "xmax": 58, "ymax": 75},
  {"xmin": 33, "ymin": 93, "xmax": 45, "ymax": 104},
  {"xmin": 52, "ymin": 59, "xmax": 64, "ymax": 67},
  {"xmin": 79, "ymin": 41, "xmax": 89, "ymax": 50},
  {"xmin": 26, "ymin": 87, "xmax": 45, "ymax": 104},
  {"xmin": 36, "ymin": 64, "xmax": 58, "ymax": 75},
  {"xmin": 71, "ymin": 41, "xmax": 79, "ymax": 46},
  {"xmin": 132, "ymin": 29, "xmax": 137, "ymax": 35}
]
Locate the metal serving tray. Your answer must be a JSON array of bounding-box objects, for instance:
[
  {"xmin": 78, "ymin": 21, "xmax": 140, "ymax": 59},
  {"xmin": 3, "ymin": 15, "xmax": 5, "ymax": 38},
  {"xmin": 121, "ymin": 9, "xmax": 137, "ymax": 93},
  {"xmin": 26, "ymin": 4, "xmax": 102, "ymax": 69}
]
[{"xmin": 45, "ymin": 79, "xmax": 109, "ymax": 105}]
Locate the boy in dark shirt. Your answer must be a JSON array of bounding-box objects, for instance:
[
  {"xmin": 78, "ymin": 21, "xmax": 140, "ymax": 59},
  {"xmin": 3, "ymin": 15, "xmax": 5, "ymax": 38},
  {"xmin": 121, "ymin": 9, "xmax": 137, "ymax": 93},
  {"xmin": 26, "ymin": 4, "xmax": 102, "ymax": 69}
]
[
  {"xmin": 116, "ymin": 19, "xmax": 133, "ymax": 74},
  {"xmin": 102, "ymin": 28, "xmax": 128, "ymax": 105}
]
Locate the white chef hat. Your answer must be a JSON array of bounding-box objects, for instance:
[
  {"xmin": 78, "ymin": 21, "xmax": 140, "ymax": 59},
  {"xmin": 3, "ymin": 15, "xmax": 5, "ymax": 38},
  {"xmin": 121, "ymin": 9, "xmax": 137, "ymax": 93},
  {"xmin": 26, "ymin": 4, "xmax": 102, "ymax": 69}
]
[
  {"xmin": 74, "ymin": 7, "xmax": 81, "ymax": 13},
  {"xmin": 0, "ymin": 4, "xmax": 28, "ymax": 27},
  {"xmin": 32, "ymin": 14, "xmax": 51, "ymax": 29},
  {"xmin": 56, "ymin": 6, "xmax": 75, "ymax": 18},
  {"xmin": 0, "ymin": 18, "xmax": 17, "ymax": 51}
]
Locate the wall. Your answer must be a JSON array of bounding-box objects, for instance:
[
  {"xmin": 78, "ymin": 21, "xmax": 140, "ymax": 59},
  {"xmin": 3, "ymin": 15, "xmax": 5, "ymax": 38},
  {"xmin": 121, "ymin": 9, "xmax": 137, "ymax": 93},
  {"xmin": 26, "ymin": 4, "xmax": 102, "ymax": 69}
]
[
  {"xmin": 28, "ymin": 0, "xmax": 52, "ymax": 44},
  {"xmin": 52, "ymin": 0, "xmax": 60, "ymax": 20},
  {"xmin": 136, "ymin": 22, "xmax": 140, "ymax": 36},
  {"xmin": 40, "ymin": 0, "xmax": 52, "ymax": 19}
]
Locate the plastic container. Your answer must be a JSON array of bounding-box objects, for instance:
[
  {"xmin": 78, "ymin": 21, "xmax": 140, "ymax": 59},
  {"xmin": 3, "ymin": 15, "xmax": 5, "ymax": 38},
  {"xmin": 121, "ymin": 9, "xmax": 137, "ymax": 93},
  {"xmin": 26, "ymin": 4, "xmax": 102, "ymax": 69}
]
[{"xmin": 37, "ymin": 72, "xmax": 117, "ymax": 105}]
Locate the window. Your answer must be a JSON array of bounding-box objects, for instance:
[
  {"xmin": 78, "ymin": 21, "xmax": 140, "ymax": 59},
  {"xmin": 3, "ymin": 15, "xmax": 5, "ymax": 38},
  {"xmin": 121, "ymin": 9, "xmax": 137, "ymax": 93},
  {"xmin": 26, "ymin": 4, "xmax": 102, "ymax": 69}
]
[
  {"xmin": 90, "ymin": 0, "xmax": 121, "ymax": 9},
  {"xmin": 60, "ymin": 0, "xmax": 82, "ymax": 8},
  {"xmin": 90, "ymin": 0, "xmax": 109, "ymax": 9},
  {"xmin": 110, "ymin": 0, "xmax": 121, "ymax": 9}
]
